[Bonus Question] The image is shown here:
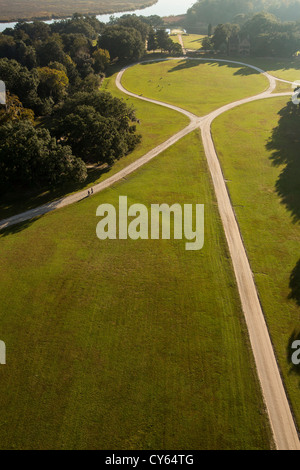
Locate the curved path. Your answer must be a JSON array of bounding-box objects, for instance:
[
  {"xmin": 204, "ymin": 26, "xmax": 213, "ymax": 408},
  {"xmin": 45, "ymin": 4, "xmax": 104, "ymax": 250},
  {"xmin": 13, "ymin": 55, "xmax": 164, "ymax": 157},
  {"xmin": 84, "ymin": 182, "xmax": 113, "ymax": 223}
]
[{"xmin": 0, "ymin": 57, "xmax": 299, "ymax": 450}]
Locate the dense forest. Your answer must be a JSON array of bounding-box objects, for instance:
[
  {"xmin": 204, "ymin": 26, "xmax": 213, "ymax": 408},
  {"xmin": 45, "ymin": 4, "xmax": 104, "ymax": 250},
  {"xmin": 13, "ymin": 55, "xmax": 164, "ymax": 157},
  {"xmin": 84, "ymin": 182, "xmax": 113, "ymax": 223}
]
[
  {"xmin": 0, "ymin": 13, "xmax": 182, "ymax": 191},
  {"xmin": 202, "ymin": 11, "xmax": 300, "ymax": 56},
  {"xmin": 186, "ymin": 0, "xmax": 300, "ymax": 25}
]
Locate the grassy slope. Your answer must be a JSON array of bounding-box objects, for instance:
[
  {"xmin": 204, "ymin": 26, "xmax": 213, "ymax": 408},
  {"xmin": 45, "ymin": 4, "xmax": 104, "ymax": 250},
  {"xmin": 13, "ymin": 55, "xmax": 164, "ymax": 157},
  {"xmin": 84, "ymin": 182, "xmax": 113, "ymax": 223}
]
[
  {"xmin": 212, "ymin": 97, "xmax": 300, "ymax": 428},
  {"xmin": 0, "ymin": 131, "xmax": 272, "ymax": 449},
  {"xmin": 122, "ymin": 59, "xmax": 269, "ymax": 116},
  {"xmin": 0, "ymin": 71, "xmax": 188, "ymax": 221}
]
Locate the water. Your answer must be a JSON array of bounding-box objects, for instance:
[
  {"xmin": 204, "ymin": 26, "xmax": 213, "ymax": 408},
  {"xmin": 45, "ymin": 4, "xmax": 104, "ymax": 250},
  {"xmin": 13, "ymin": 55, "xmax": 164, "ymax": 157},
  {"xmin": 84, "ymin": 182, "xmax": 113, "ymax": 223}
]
[{"xmin": 0, "ymin": 0, "xmax": 195, "ymax": 32}]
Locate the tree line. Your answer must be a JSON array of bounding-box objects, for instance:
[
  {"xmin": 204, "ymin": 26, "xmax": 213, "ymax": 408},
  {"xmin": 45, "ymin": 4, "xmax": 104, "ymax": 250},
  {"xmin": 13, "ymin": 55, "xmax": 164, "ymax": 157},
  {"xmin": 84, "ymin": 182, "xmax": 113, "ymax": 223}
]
[
  {"xmin": 202, "ymin": 12, "xmax": 300, "ymax": 56},
  {"xmin": 186, "ymin": 0, "xmax": 300, "ymax": 26},
  {"xmin": 0, "ymin": 13, "xmax": 182, "ymax": 191}
]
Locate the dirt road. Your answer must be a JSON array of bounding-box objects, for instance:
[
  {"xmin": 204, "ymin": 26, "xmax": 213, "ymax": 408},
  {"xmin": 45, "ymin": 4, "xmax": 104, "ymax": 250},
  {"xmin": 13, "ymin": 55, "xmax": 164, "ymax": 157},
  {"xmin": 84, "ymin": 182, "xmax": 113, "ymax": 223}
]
[{"xmin": 177, "ymin": 34, "xmax": 186, "ymax": 55}]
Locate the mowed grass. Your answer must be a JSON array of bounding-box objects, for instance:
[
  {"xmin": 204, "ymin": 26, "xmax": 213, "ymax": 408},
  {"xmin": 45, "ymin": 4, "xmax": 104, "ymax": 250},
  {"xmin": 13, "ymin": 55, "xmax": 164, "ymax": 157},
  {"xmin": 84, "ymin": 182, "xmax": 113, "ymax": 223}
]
[
  {"xmin": 243, "ymin": 57, "xmax": 300, "ymax": 83},
  {"xmin": 169, "ymin": 34, "xmax": 205, "ymax": 50},
  {"xmin": 169, "ymin": 34, "xmax": 181, "ymax": 45},
  {"xmin": 212, "ymin": 97, "xmax": 300, "ymax": 428},
  {"xmin": 272, "ymin": 80, "xmax": 293, "ymax": 94},
  {"xmin": 121, "ymin": 59, "xmax": 269, "ymax": 116},
  {"xmin": 0, "ymin": 131, "xmax": 272, "ymax": 449},
  {"xmin": 182, "ymin": 34, "xmax": 205, "ymax": 50},
  {"xmin": 0, "ymin": 72, "xmax": 188, "ymax": 221}
]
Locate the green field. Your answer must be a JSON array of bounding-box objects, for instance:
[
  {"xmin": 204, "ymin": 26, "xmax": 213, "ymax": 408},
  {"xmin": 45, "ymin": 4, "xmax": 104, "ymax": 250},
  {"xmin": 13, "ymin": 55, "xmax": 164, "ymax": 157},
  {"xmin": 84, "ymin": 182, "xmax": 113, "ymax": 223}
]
[
  {"xmin": 0, "ymin": 70, "xmax": 188, "ymax": 222},
  {"xmin": 182, "ymin": 34, "xmax": 205, "ymax": 50},
  {"xmin": 2, "ymin": 54, "xmax": 299, "ymax": 450},
  {"xmin": 239, "ymin": 57, "xmax": 300, "ymax": 83},
  {"xmin": 0, "ymin": 130, "xmax": 272, "ymax": 449},
  {"xmin": 122, "ymin": 59, "xmax": 269, "ymax": 116},
  {"xmin": 212, "ymin": 96, "xmax": 300, "ymax": 428},
  {"xmin": 169, "ymin": 34, "xmax": 205, "ymax": 50}
]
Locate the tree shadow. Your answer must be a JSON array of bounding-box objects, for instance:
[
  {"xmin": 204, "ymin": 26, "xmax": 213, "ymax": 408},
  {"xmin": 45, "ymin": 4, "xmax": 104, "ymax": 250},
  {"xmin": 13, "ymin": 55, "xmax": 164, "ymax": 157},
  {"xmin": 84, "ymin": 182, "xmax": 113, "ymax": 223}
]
[
  {"xmin": 248, "ymin": 57, "xmax": 300, "ymax": 75},
  {"xmin": 0, "ymin": 164, "xmax": 110, "ymax": 222},
  {"xmin": 0, "ymin": 216, "xmax": 42, "ymax": 237},
  {"xmin": 266, "ymin": 101, "xmax": 300, "ymax": 224},
  {"xmin": 287, "ymin": 330, "xmax": 300, "ymax": 382},
  {"xmin": 289, "ymin": 259, "xmax": 300, "ymax": 306},
  {"xmin": 166, "ymin": 58, "xmax": 261, "ymax": 76},
  {"xmin": 190, "ymin": 38, "xmax": 202, "ymax": 45},
  {"xmin": 140, "ymin": 58, "xmax": 173, "ymax": 66},
  {"xmin": 233, "ymin": 66, "xmax": 260, "ymax": 76}
]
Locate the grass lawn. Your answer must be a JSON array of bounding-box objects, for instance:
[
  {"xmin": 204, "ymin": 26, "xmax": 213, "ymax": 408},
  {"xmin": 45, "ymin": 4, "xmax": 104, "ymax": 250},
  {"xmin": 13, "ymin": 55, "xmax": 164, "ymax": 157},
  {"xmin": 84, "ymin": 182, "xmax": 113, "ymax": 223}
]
[
  {"xmin": 182, "ymin": 34, "xmax": 206, "ymax": 50},
  {"xmin": 272, "ymin": 80, "xmax": 293, "ymax": 94},
  {"xmin": 238, "ymin": 57, "xmax": 300, "ymax": 83},
  {"xmin": 212, "ymin": 96, "xmax": 300, "ymax": 428},
  {"xmin": 0, "ymin": 131, "xmax": 272, "ymax": 449},
  {"xmin": 169, "ymin": 34, "xmax": 181, "ymax": 45},
  {"xmin": 121, "ymin": 59, "xmax": 269, "ymax": 116},
  {"xmin": 0, "ymin": 70, "xmax": 188, "ymax": 221}
]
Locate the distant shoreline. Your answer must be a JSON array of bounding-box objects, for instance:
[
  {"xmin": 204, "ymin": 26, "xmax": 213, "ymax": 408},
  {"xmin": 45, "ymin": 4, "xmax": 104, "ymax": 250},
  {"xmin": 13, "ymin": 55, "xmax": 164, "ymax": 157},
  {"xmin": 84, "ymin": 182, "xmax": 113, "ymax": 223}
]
[{"xmin": 0, "ymin": 0, "xmax": 158, "ymax": 23}]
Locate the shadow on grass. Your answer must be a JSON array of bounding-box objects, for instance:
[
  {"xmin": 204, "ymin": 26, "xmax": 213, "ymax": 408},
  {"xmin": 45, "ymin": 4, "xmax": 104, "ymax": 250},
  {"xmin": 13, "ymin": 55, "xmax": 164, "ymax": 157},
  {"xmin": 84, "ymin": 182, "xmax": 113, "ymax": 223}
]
[
  {"xmin": 287, "ymin": 330, "xmax": 300, "ymax": 384},
  {"xmin": 140, "ymin": 57, "xmax": 173, "ymax": 66},
  {"xmin": 0, "ymin": 216, "xmax": 42, "ymax": 237},
  {"xmin": 266, "ymin": 101, "xmax": 300, "ymax": 224},
  {"xmin": 248, "ymin": 57, "xmax": 300, "ymax": 74},
  {"xmin": 165, "ymin": 58, "xmax": 260, "ymax": 75},
  {"xmin": 289, "ymin": 259, "xmax": 300, "ymax": 306},
  {"xmin": 0, "ymin": 164, "xmax": 111, "ymax": 222}
]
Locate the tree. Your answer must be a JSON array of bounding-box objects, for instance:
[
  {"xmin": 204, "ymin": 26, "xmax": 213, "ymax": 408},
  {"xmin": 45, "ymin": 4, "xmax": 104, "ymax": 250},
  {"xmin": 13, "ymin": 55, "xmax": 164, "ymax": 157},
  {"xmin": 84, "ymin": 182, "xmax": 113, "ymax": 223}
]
[
  {"xmin": 0, "ymin": 35, "xmax": 36, "ymax": 68},
  {"xmin": 167, "ymin": 40, "xmax": 183, "ymax": 56},
  {"xmin": 98, "ymin": 26, "xmax": 145, "ymax": 62},
  {"xmin": 208, "ymin": 23, "xmax": 213, "ymax": 36},
  {"xmin": 61, "ymin": 33, "xmax": 92, "ymax": 61},
  {"xmin": 140, "ymin": 15, "xmax": 164, "ymax": 29},
  {"xmin": 211, "ymin": 23, "xmax": 240, "ymax": 49},
  {"xmin": 0, "ymin": 120, "xmax": 87, "ymax": 188},
  {"xmin": 80, "ymin": 73, "xmax": 102, "ymax": 92},
  {"xmin": 202, "ymin": 36, "xmax": 214, "ymax": 50},
  {"xmin": 186, "ymin": 0, "xmax": 254, "ymax": 26},
  {"xmin": 51, "ymin": 13, "xmax": 102, "ymax": 39},
  {"xmin": 156, "ymin": 29, "xmax": 170, "ymax": 52},
  {"xmin": 37, "ymin": 67, "xmax": 69, "ymax": 102},
  {"xmin": 0, "ymin": 92, "xmax": 34, "ymax": 125},
  {"xmin": 8, "ymin": 21, "xmax": 51, "ymax": 44},
  {"xmin": 242, "ymin": 12, "xmax": 279, "ymax": 37},
  {"xmin": 147, "ymin": 28, "xmax": 158, "ymax": 51},
  {"xmin": 0, "ymin": 58, "xmax": 40, "ymax": 111},
  {"xmin": 117, "ymin": 15, "xmax": 150, "ymax": 42},
  {"xmin": 92, "ymin": 48, "xmax": 110, "ymax": 73},
  {"xmin": 36, "ymin": 36, "xmax": 66, "ymax": 67},
  {"xmin": 51, "ymin": 91, "xmax": 141, "ymax": 164}
]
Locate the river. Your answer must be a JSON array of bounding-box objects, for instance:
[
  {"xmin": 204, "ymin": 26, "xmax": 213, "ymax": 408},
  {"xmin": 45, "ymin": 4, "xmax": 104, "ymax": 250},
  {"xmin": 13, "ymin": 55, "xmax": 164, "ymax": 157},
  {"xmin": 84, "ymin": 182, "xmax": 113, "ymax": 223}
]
[{"xmin": 0, "ymin": 0, "xmax": 195, "ymax": 33}]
